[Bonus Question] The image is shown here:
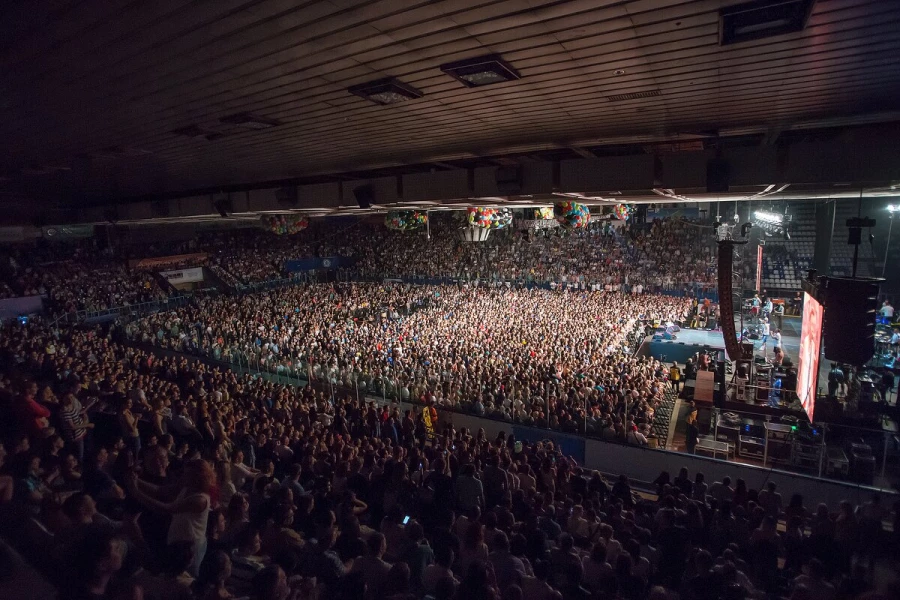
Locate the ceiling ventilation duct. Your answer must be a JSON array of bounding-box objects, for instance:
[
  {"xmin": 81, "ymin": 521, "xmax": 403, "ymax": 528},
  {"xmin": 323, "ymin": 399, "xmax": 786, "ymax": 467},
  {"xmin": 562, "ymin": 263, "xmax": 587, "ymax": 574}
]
[{"xmin": 719, "ymin": 0, "xmax": 815, "ymax": 46}]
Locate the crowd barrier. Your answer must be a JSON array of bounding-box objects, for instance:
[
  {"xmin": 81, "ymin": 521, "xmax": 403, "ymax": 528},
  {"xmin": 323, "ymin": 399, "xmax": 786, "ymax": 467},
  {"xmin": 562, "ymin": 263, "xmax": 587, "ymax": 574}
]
[{"xmin": 54, "ymin": 295, "xmax": 192, "ymax": 325}]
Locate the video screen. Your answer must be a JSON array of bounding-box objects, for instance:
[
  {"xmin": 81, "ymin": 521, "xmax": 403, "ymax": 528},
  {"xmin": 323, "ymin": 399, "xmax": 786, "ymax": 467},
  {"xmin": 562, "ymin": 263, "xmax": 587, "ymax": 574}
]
[{"xmin": 797, "ymin": 292, "xmax": 823, "ymax": 422}]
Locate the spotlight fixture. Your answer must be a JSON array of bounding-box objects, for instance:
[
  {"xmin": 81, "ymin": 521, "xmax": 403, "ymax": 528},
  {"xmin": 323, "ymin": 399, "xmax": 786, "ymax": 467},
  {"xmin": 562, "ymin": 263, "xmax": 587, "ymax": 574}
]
[
  {"xmin": 219, "ymin": 112, "xmax": 281, "ymax": 129},
  {"xmin": 889, "ymin": 204, "xmax": 898, "ymax": 213},
  {"xmin": 440, "ymin": 54, "xmax": 521, "ymax": 88},
  {"xmin": 753, "ymin": 210, "xmax": 783, "ymax": 225},
  {"xmin": 348, "ymin": 77, "xmax": 424, "ymax": 105},
  {"xmin": 752, "ymin": 208, "xmax": 793, "ymax": 238}
]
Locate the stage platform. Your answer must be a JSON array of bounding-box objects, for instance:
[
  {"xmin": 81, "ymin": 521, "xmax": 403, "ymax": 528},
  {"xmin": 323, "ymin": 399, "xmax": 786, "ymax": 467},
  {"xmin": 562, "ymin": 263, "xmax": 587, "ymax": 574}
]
[
  {"xmin": 645, "ymin": 315, "xmax": 803, "ymax": 366},
  {"xmin": 645, "ymin": 329, "xmax": 726, "ymax": 364}
]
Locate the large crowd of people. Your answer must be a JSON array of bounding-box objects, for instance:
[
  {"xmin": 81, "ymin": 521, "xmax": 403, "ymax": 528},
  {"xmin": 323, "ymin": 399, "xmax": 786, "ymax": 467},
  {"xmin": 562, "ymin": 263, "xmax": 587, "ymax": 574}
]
[
  {"xmin": 0, "ymin": 312, "xmax": 897, "ymax": 600},
  {"xmin": 0, "ymin": 218, "xmax": 717, "ymax": 317},
  {"xmin": 348, "ymin": 217, "xmax": 716, "ymax": 292},
  {"xmin": 1, "ymin": 243, "xmax": 170, "ymax": 315},
  {"xmin": 123, "ymin": 283, "xmax": 690, "ymax": 440}
]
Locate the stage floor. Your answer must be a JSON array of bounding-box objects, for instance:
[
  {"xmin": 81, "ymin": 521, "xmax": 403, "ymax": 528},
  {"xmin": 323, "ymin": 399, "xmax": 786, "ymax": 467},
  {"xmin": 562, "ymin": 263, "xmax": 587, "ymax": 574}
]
[{"xmin": 655, "ymin": 315, "xmax": 802, "ymax": 365}]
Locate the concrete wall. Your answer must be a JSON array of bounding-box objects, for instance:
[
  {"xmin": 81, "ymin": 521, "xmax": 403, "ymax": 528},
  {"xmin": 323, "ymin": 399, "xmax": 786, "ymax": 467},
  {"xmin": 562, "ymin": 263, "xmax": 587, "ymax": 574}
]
[
  {"xmin": 0, "ymin": 296, "xmax": 44, "ymax": 321},
  {"xmin": 437, "ymin": 409, "xmax": 895, "ymax": 507}
]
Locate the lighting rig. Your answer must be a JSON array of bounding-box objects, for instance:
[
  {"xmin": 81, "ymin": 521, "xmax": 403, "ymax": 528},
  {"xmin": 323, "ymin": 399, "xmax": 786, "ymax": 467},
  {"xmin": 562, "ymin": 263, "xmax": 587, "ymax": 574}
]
[{"xmin": 752, "ymin": 208, "xmax": 793, "ymax": 239}]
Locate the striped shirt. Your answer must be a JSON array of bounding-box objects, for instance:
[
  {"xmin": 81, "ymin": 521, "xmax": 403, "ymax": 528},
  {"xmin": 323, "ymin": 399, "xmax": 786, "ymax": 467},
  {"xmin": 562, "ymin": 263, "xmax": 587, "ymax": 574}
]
[
  {"xmin": 60, "ymin": 399, "xmax": 87, "ymax": 442},
  {"xmin": 229, "ymin": 552, "xmax": 267, "ymax": 596}
]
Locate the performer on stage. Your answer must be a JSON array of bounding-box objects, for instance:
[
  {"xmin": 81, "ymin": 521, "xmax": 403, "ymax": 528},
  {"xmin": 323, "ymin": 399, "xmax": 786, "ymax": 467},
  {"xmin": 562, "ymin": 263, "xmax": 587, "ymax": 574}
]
[
  {"xmin": 759, "ymin": 318, "xmax": 770, "ymax": 355},
  {"xmin": 880, "ymin": 300, "xmax": 894, "ymax": 325}
]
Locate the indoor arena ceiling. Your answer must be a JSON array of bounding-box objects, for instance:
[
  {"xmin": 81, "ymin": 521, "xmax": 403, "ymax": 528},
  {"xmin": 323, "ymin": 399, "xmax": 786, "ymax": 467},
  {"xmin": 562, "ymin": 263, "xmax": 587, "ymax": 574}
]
[{"xmin": 3, "ymin": 0, "xmax": 900, "ymax": 204}]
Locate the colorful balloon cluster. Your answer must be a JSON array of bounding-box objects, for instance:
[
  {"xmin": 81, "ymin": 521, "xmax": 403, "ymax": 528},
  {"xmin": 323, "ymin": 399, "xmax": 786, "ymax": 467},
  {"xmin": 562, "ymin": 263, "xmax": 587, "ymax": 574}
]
[
  {"xmin": 614, "ymin": 204, "xmax": 633, "ymax": 221},
  {"xmin": 466, "ymin": 207, "xmax": 513, "ymax": 229},
  {"xmin": 262, "ymin": 214, "xmax": 309, "ymax": 235},
  {"xmin": 385, "ymin": 210, "xmax": 428, "ymax": 231},
  {"xmin": 553, "ymin": 201, "xmax": 591, "ymax": 229}
]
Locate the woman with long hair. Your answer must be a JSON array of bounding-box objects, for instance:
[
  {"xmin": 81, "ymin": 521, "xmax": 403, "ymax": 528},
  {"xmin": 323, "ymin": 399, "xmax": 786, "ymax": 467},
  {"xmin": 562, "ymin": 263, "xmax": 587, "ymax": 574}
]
[
  {"xmin": 222, "ymin": 492, "xmax": 251, "ymax": 547},
  {"xmin": 127, "ymin": 458, "xmax": 216, "ymax": 577}
]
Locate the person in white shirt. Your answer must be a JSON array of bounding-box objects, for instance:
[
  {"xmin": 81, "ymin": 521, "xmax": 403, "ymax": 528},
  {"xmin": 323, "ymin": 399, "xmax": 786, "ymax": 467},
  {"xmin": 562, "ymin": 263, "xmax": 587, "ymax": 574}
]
[
  {"xmin": 880, "ymin": 300, "xmax": 894, "ymax": 324},
  {"xmin": 759, "ymin": 319, "xmax": 770, "ymax": 353}
]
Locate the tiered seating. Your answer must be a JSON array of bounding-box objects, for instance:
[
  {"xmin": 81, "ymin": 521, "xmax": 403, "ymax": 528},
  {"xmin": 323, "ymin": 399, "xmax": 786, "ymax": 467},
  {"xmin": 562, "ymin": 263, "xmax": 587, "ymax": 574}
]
[{"xmin": 759, "ymin": 202, "xmax": 815, "ymax": 291}]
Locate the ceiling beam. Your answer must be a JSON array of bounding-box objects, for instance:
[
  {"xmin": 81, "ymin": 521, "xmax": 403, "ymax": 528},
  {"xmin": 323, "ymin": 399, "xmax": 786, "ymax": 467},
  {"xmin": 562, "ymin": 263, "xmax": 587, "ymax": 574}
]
[{"xmin": 570, "ymin": 147, "xmax": 598, "ymax": 159}]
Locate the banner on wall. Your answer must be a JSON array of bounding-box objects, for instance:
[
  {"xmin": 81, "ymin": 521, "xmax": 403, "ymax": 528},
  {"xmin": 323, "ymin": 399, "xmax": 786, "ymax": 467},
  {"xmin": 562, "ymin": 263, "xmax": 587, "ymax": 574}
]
[
  {"xmin": 130, "ymin": 253, "xmax": 208, "ymax": 269},
  {"xmin": 646, "ymin": 207, "xmax": 701, "ymax": 221},
  {"xmin": 159, "ymin": 267, "xmax": 204, "ymax": 283},
  {"xmin": 284, "ymin": 256, "xmax": 350, "ymax": 272}
]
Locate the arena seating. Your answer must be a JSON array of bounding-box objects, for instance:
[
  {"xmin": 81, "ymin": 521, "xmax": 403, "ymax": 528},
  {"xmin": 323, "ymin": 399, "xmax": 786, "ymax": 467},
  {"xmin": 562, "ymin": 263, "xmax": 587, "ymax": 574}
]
[{"xmin": 759, "ymin": 203, "xmax": 815, "ymax": 293}]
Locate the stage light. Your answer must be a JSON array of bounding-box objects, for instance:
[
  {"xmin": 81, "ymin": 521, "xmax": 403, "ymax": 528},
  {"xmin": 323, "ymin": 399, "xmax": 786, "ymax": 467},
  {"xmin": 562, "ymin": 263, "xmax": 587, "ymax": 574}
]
[
  {"xmin": 753, "ymin": 210, "xmax": 783, "ymax": 224},
  {"xmin": 888, "ymin": 204, "xmax": 898, "ymax": 213}
]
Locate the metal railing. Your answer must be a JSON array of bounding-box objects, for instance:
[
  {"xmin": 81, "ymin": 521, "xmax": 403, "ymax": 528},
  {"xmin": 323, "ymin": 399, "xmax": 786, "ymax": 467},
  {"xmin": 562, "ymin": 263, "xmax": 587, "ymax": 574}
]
[{"xmin": 52, "ymin": 295, "xmax": 192, "ymax": 325}]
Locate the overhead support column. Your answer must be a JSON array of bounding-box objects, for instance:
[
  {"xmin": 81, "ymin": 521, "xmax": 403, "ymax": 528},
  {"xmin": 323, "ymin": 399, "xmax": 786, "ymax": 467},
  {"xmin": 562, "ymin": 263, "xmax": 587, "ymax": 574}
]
[{"xmin": 812, "ymin": 201, "xmax": 836, "ymax": 275}]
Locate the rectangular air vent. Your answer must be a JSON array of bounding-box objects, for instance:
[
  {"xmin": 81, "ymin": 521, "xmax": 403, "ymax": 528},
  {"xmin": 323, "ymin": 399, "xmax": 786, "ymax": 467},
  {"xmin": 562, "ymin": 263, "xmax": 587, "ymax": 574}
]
[
  {"xmin": 440, "ymin": 54, "xmax": 521, "ymax": 88},
  {"xmin": 720, "ymin": 0, "xmax": 815, "ymax": 46},
  {"xmin": 172, "ymin": 125, "xmax": 225, "ymax": 141},
  {"xmin": 606, "ymin": 90, "xmax": 661, "ymax": 102},
  {"xmin": 219, "ymin": 113, "xmax": 281, "ymax": 129},
  {"xmin": 348, "ymin": 78, "xmax": 423, "ymax": 105}
]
